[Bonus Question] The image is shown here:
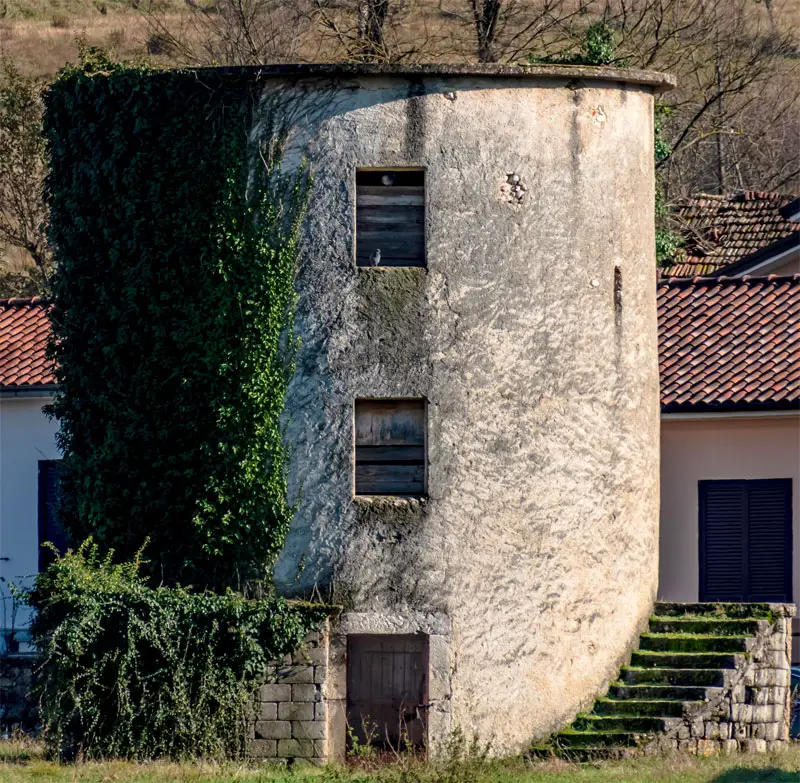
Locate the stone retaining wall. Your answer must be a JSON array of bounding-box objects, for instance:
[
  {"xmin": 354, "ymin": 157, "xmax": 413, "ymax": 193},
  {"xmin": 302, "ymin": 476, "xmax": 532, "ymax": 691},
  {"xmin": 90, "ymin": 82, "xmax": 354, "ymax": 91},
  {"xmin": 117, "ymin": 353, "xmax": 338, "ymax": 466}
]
[
  {"xmin": 248, "ymin": 626, "xmax": 332, "ymax": 763},
  {"xmin": 0, "ymin": 655, "xmax": 36, "ymax": 733},
  {"xmin": 646, "ymin": 604, "xmax": 795, "ymax": 755}
]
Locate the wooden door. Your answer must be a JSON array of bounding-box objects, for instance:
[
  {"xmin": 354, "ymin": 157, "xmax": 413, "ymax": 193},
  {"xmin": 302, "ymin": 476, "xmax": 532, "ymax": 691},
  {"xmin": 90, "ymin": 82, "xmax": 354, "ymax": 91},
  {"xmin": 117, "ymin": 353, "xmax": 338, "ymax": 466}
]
[{"xmin": 346, "ymin": 634, "xmax": 428, "ymax": 749}]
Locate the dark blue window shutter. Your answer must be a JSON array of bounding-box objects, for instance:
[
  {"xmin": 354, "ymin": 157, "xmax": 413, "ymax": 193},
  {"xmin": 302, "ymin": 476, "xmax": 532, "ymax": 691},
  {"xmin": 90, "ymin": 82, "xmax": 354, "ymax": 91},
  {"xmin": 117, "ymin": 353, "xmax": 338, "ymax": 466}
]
[
  {"xmin": 700, "ymin": 481, "xmax": 747, "ymax": 602},
  {"xmin": 38, "ymin": 460, "xmax": 68, "ymax": 571},
  {"xmin": 699, "ymin": 479, "xmax": 792, "ymax": 603},
  {"xmin": 747, "ymin": 481, "xmax": 793, "ymax": 602}
]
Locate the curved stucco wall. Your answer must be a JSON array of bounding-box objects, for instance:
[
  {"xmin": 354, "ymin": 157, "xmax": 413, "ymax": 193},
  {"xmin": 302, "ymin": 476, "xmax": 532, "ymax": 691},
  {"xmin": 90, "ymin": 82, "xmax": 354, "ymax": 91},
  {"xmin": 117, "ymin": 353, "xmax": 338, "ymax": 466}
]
[{"xmin": 267, "ymin": 70, "xmax": 663, "ymax": 750}]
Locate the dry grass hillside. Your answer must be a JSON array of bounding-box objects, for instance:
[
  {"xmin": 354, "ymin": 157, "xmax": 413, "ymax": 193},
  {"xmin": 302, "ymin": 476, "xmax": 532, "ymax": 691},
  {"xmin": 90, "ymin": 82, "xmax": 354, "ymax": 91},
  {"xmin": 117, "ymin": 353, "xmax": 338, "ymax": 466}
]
[
  {"xmin": 0, "ymin": 1, "xmax": 186, "ymax": 75},
  {"xmin": 0, "ymin": 0, "xmax": 798, "ymax": 293},
  {"xmin": 2, "ymin": 0, "xmax": 796, "ymax": 76}
]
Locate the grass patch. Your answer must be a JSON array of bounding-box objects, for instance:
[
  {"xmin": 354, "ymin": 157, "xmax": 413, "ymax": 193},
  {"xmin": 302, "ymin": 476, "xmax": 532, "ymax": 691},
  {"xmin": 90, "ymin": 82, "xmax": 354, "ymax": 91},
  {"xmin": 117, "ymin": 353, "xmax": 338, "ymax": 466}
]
[{"xmin": 1, "ymin": 741, "xmax": 800, "ymax": 782}]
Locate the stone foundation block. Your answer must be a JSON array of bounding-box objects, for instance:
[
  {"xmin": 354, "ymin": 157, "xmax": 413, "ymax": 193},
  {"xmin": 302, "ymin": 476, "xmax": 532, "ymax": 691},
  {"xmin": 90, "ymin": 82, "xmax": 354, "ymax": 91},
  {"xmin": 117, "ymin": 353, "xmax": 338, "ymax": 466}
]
[
  {"xmin": 276, "ymin": 666, "xmax": 314, "ymax": 685},
  {"xmin": 249, "ymin": 739, "xmax": 277, "ymax": 758},
  {"xmin": 739, "ymin": 738, "xmax": 767, "ymax": 753},
  {"xmin": 292, "ymin": 720, "xmax": 325, "ymax": 740},
  {"xmin": 259, "ymin": 684, "xmax": 291, "ymax": 702},
  {"xmin": 291, "ymin": 684, "xmax": 321, "ymax": 702},
  {"xmin": 696, "ymin": 739, "xmax": 717, "ymax": 756},
  {"xmin": 255, "ymin": 721, "xmax": 292, "ymax": 740},
  {"xmin": 278, "ymin": 702, "xmax": 314, "ymax": 721},
  {"xmin": 258, "ymin": 703, "xmax": 277, "ymax": 721},
  {"xmin": 703, "ymin": 722, "xmax": 720, "ymax": 740},
  {"xmin": 277, "ymin": 739, "xmax": 315, "ymax": 758}
]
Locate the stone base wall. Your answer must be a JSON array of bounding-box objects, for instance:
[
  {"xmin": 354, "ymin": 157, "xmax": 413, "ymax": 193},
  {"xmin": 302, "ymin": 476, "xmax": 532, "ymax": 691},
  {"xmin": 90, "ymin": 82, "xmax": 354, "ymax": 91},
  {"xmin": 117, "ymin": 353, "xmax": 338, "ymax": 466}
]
[
  {"xmin": 645, "ymin": 605, "xmax": 795, "ymax": 755},
  {"xmin": 0, "ymin": 655, "xmax": 36, "ymax": 733},
  {"xmin": 248, "ymin": 625, "xmax": 331, "ymax": 763}
]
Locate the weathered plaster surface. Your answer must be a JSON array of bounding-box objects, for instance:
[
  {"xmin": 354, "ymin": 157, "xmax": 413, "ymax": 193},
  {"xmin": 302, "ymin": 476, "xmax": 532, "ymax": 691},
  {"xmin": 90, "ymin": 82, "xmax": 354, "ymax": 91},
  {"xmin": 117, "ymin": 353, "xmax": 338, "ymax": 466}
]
[{"xmin": 264, "ymin": 73, "xmax": 661, "ymax": 751}]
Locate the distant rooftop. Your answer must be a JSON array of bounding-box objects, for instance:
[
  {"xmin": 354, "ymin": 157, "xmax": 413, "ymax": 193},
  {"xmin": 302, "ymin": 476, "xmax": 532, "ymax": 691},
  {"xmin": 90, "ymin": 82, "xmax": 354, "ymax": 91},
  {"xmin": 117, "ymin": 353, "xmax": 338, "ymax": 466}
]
[
  {"xmin": 658, "ymin": 275, "xmax": 800, "ymax": 412},
  {"xmin": 0, "ymin": 297, "xmax": 54, "ymax": 390},
  {"xmin": 665, "ymin": 191, "xmax": 800, "ymax": 278}
]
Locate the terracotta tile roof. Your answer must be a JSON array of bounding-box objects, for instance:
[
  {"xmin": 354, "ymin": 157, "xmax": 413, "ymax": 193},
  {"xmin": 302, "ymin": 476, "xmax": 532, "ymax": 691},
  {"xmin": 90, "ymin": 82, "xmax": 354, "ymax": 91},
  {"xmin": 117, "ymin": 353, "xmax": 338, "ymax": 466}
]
[
  {"xmin": 0, "ymin": 297, "xmax": 55, "ymax": 389},
  {"xmin": 658, "ymin": 275, "xmax": 800, "ymax": 412},
  {"xmin": 664, "ymin": 191, "xmax": 799, "ymax": 278}
]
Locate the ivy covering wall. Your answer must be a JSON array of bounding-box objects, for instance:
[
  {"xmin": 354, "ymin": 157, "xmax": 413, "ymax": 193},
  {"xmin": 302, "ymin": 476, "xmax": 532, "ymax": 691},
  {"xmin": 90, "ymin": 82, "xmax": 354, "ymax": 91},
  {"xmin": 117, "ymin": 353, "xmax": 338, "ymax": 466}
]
[
  {"xmin": 35, "ymin": 54, "xmax": 327, "ymax": 759},
  {"xmin": 45, "ymin": 56, "xmax": 309, "ymax": 593}
]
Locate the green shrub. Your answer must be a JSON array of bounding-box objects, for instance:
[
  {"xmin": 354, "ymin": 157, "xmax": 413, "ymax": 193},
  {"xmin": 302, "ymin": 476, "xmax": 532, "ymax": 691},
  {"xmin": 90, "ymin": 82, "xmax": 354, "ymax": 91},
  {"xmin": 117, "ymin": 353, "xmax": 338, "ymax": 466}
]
[{"xmin": 26, "ymin": 541, "xmax": 328, "ymax": 760}]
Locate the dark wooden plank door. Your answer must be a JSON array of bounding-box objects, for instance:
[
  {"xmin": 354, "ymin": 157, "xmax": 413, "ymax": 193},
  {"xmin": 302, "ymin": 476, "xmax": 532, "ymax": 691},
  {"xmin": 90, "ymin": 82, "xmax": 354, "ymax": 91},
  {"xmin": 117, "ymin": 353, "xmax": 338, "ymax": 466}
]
[
  {"xmin": 699, "ymin": 479, "xmax": 792, "ymax": 603},
  {"xmin": 347, "ymin": 634, "xmax": 428, "ymax": 748}
]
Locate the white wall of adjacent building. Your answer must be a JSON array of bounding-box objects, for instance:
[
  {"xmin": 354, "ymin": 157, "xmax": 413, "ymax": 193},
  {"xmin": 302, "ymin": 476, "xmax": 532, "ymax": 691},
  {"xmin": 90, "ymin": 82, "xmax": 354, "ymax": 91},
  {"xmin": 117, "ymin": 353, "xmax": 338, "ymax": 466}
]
[
  {"xmin": 659, "ymin": 413, "xmax": 800, "ymax": 661},
  {"xmin": 0, "ymin": 395, "xmax": 59, "ymax": 647}
]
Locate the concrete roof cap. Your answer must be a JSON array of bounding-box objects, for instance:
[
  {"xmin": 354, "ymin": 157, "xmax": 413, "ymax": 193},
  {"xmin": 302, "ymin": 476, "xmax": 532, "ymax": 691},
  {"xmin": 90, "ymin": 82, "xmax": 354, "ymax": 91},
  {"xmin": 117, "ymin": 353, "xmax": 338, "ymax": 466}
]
[{"xmin": 191, "ymin": 62, "xmax": 676, "ymax": 93}]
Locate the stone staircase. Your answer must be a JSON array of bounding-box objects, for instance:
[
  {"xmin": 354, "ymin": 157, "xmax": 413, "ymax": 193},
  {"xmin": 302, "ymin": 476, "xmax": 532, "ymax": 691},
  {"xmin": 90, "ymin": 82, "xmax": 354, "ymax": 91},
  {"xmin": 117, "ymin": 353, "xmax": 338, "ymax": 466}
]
[{"xmin": 540, "ymin": 602, "xmax": 794, "ymax": 759}]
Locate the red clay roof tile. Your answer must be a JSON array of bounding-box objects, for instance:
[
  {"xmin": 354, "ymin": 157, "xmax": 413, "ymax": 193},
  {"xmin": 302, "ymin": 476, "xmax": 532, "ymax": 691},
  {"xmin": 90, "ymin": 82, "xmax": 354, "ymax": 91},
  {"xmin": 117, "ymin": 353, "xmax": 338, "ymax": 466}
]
[
  {"xmin": 664, "ymin": 191, "xmax": 799, "ymax": 278},
  {"xmin": 658, "ymin": 275, "xmax": 800, "ymax": 411},
  {"xmin": 0, "ymin": 298, "xmax": 55, "ymax": 388}
]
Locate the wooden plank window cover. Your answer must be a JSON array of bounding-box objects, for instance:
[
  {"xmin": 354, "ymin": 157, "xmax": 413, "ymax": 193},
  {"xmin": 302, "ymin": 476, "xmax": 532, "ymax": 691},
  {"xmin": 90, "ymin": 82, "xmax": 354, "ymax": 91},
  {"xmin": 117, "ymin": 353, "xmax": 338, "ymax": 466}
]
[
  {"xmin": 355, "ymin": 399, "xmax": 425, "ymax": 496},
  {"xmin": 699, "ymin": 479, "xmax": 792, "ymax": 603},
  {"xmin": 346, "ymin": 634, "xmax": 428, "ymax": 748},
  {"xmin": 356, "ymin": 169, "xmax": 425, "ymax": 268}
]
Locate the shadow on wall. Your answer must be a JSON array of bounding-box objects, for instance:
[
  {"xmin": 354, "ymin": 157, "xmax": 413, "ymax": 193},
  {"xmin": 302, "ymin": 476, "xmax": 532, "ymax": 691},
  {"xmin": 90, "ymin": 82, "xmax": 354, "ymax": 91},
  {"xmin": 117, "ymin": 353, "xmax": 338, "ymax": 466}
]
[{"xmin": 711, "ymin": 771, "xmax": 800, "ymax": 782}]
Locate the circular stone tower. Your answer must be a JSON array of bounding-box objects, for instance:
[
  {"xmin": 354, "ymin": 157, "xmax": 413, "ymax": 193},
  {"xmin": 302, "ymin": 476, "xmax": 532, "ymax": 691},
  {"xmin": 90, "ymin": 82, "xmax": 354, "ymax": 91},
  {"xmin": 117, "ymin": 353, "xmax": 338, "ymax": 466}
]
[{"xmin": 264, "ymin": 63, "xmax": 674, "ymax": 753}]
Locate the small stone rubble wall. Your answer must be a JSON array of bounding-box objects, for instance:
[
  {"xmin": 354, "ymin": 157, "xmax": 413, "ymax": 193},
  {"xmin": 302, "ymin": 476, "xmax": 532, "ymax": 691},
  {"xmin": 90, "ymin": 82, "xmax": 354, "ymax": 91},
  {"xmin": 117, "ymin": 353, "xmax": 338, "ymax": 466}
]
[
  {"xmin": 0, "ymin": 655, "xmax": 36, "ymax": 733},
  {"xmin": 646, "ymin": 604, "xmax": 795, "ymax": 755},
  {"xmin": 248, "ymin": 627, "xmax": 331, "ymax": 763}
]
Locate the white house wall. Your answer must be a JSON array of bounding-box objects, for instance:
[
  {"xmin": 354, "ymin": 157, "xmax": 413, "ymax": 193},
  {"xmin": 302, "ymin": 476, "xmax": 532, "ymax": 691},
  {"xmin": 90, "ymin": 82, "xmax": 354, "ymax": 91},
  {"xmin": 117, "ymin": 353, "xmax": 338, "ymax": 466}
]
[
  {"xmin": 659, "ymin": 414, "xmax": 800, "ymax": 659},
  {"xmin": 0, "ymin": 395, "xmax": 58, "ymax": 637}
]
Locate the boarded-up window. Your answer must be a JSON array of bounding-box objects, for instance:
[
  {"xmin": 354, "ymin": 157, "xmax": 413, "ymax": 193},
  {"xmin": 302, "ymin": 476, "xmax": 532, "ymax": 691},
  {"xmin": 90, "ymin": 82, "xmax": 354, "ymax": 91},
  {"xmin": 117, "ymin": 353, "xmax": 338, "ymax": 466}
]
[
  {"xmin": 355, "ymin": 399, "xmax": 425, "ymax": 496},
  {"xmin": 347, "ymin": 634, "xmax": 428, "ymax": 748},
  {"xmin": 38, "ymin": 460, "xmax": 69, "ymax": 571},
  {"xmin": 699, "ymin": 478, "xmax": 792, "ymax": 603},
  {"xmin": 356, "ymin": 169, "xmax": 425, "ymax": 268}
]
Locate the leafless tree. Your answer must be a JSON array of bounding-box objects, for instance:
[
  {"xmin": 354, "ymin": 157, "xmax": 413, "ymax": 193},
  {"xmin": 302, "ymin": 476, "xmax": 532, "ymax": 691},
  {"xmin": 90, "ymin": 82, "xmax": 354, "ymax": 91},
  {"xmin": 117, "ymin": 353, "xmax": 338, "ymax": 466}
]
[
  {"xmin": 459, "ymin": 0, "xmax": 590, "ymax": 63},
  {"xmin": 0, "ymin": 58, "xmax": 50, "ymax": 296},
  {"xmin": 312, "ymin": 0, "xmax": 449, "ymax": 62},
  {"xmin": 139, "ymin": 0, "xmax": 310, "ymax": 66},
  {"xmin": 596, "ymin": 0, "xmax": 799, "ymax": 196}
]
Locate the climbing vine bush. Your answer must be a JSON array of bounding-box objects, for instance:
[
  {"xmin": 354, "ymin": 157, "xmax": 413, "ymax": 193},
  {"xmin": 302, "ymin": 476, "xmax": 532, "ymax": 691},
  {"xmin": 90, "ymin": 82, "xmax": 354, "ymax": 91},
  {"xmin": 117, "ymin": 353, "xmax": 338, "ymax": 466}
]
[
  {"xmin": 45, "ymin": 53, "xmax": 311, "ymax": 592},
  {"xmin": 34, "ymin": 52, "xmax": 328, "ymax": 759},
  {"xmin": 654, "ymin": 102, "xmax": 683, "ymax": 267},
  {"xmin": 25, "ymin": 541, "xmax": 327, "ymax": 760}
]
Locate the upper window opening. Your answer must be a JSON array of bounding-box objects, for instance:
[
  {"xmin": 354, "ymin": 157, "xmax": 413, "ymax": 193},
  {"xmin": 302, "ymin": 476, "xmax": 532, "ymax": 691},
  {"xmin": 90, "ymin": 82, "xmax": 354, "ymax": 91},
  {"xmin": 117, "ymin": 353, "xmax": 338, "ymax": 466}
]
[
  {"xmin": 356, "ymin": 169, "xmax": 425, "ymax": 268},
  {"xmin": 355, "ymin": 399, "xmax": 426, "ymax": 496}
]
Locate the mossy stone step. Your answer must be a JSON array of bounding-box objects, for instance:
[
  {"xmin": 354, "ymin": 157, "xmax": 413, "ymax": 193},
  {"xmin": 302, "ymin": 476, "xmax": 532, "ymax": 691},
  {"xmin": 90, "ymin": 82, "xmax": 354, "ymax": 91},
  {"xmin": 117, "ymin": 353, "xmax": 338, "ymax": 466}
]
[
  {"xmin": 654, "ymin": 602, "xmax": 776, "ymax": 620},
  {"xmin": 593, "ymin": 698, "xmax": 688, "ymax": 717},
  {"xmin": 553, "ymin": 746, "xmax": 638, "ymax": 762},
  {"xmin": 621, "ymin": 667, "xmax": 725, "ymax": 687},
  {"xmin": 573, "ymin": 714, "xmax": 669, "ymax": 733},
  {"xmin": 639, "ymin": 633, "xmax": 749, "ymax": 653},
  {"xmin": 554, "ymin": 730, "xmax": 641, "ymax": 748},
  {"xmin": 631, "ymin": 650, "xmax": 740, "ymax": 669},
  {"xmin": 649, "ymin": 618, "xmax": 761, "ymax": 636},
  {"xmin": 609, "ymin": 683, "xmax": 717, "ymax": 701}
]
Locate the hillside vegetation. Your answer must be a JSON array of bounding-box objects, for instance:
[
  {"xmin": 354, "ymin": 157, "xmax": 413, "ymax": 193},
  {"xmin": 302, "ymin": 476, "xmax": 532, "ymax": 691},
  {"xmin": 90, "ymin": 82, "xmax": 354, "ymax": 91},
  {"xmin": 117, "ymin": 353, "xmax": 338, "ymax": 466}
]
[{"xmin": 0, "ymin": 0, "xmax": 798, "ymax": 295}]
